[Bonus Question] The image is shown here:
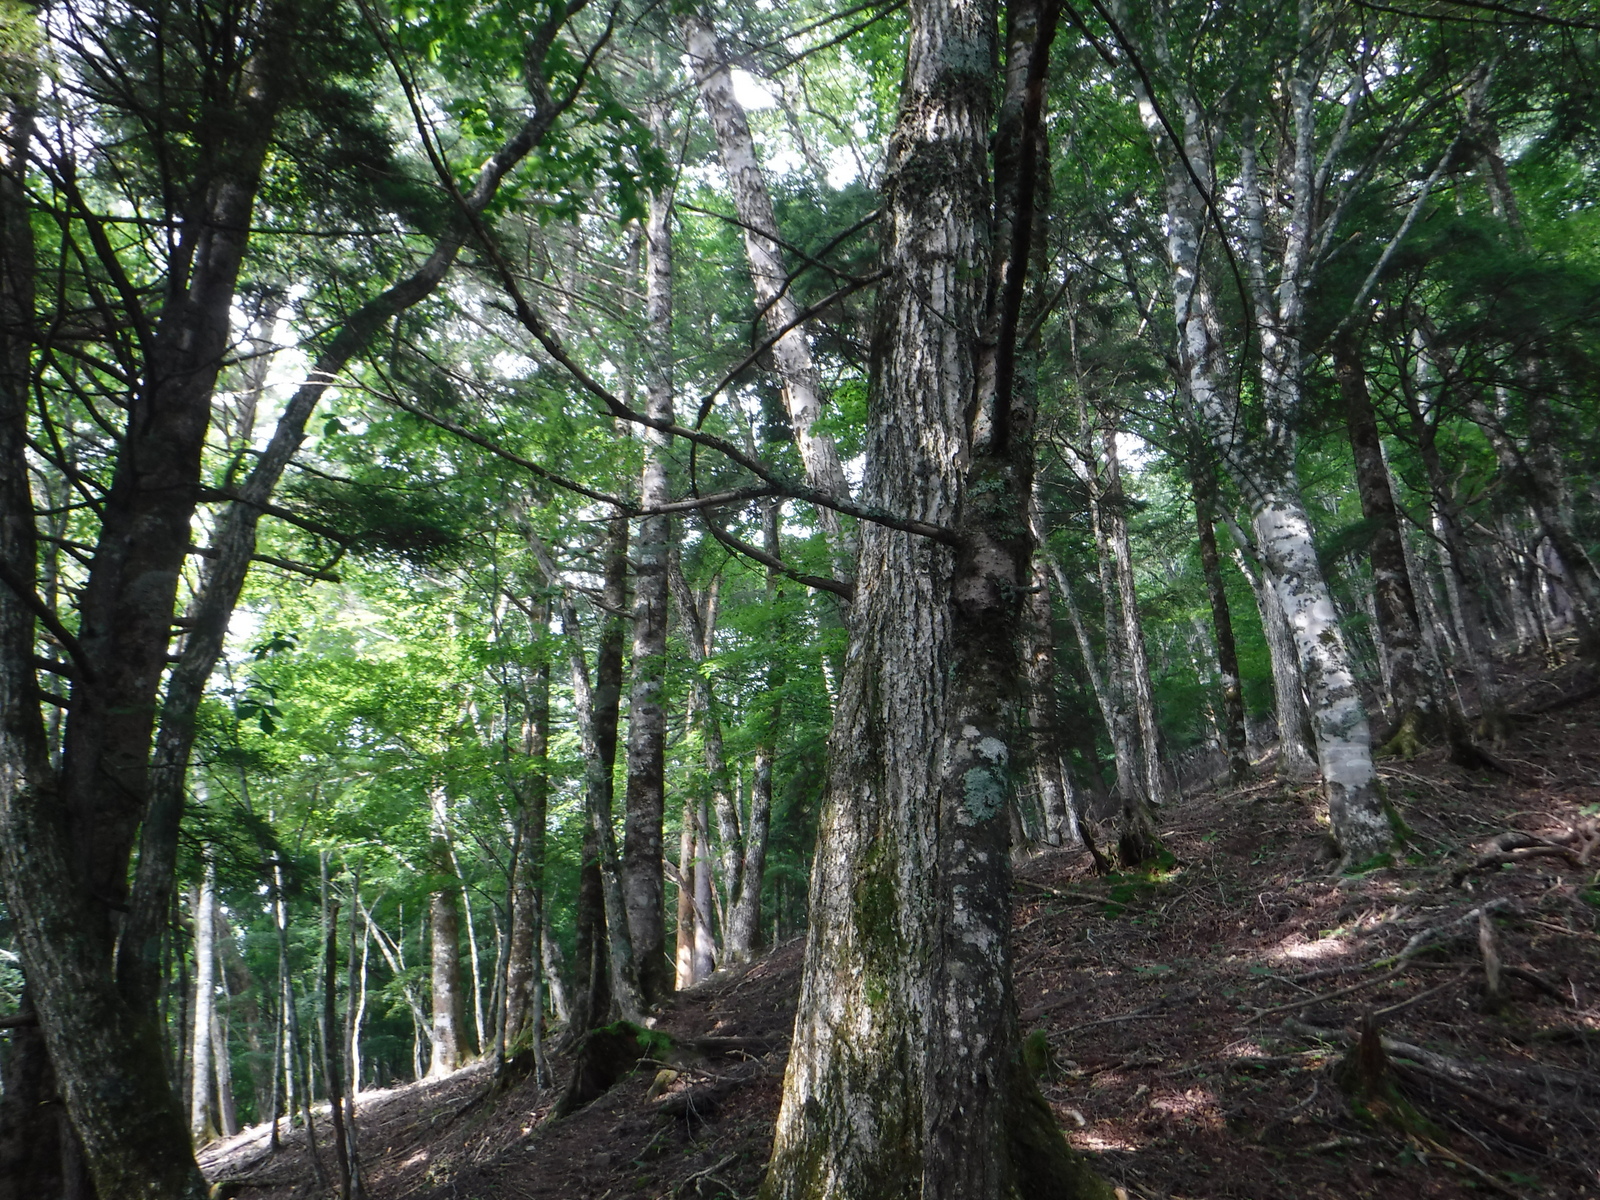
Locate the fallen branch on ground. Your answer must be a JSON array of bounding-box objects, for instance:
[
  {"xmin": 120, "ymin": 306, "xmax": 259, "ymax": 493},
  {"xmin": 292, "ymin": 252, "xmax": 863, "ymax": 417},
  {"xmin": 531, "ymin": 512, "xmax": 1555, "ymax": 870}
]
[{"xmin": 1282, "ymin": 1017, "xmax": 1600, "ymax": 1097}]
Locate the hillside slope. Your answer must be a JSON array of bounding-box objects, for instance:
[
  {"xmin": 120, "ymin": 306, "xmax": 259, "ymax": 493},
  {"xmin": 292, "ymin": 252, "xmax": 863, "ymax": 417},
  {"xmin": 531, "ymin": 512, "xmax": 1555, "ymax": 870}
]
[{"xmin": 203, "ymin": 658, "xmax": 1600, "ymax": 1200}]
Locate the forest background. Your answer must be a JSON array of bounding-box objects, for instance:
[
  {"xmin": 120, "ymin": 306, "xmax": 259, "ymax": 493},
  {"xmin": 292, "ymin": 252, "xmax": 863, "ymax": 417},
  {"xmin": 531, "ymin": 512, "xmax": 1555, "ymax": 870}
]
[{"xmin": 0, "ymin": 0, "xmax": 1597, "ymax": 1194}]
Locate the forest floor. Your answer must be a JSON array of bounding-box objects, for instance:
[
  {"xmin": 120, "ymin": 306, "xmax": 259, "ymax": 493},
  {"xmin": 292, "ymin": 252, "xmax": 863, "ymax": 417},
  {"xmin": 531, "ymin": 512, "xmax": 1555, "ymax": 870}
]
[{"xmin": 202, "ymin": 649, "xmax": 1600, "ymax": 1200}]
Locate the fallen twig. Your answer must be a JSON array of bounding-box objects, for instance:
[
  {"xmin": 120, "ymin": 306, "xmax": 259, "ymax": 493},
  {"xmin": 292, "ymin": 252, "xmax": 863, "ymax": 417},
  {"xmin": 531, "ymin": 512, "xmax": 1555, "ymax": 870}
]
[{"xmin": 1244, "ymin": 967, "xmax": 1407, "ymax": 1024}]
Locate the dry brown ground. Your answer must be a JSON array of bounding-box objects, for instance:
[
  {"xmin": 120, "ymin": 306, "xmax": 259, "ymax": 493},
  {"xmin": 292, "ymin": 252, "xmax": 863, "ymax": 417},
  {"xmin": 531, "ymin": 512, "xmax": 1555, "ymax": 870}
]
[{"xmin": 202, "ymin": 653, "xmax": 1600, "ymax": 1200}]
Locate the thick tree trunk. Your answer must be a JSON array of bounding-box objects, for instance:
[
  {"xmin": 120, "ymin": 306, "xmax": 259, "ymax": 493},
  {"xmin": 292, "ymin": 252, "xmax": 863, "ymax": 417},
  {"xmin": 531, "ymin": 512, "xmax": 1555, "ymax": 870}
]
[
  {"xmin": 188, "ymin": 863, "xmax": 218, "ymax": 1145},
  {"xmin": 622, "ymin": 185, "xmax": 676, "ymax": 1005},
  {"xmin": 1333, "ymin": 333, "xmax": 1436, "ymax": 753},
  {"xmin": 0, "ymin": 8, "xmax": 293, "ymax": 1195},
  {"xmin": 683, "ymin": 11, "xmax": 855, "ymax": 571},
  {"xmin": 765, "ymin": 1, "xmax": 1109, "ymax": 1195}
]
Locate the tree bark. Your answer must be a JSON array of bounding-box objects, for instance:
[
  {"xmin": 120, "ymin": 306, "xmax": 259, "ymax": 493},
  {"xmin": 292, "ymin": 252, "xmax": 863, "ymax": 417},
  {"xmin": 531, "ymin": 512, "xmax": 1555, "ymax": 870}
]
[
  {"xmin": 505, "ymin": 644, "xmax": 550, "ymax": 1050},
  {"xmin": 427, "ymin": 791, "xmax": 466, "ymax": 1077},
  {"xmin": 622, "ymin": 180, "xmax": 676, "ymax": 1005},
  {"xmin": 683, "ymin": 11, "xmax": 855, "ymax": 572},
  {"xmin": 764, "ymin": 0, "xmax": 1110, "ymax": 1195},
  {"xmin": 1333, "ymin": 332, "xmax": 1436, "ymax": 753},
  {"xmin": 1191, "ymin": 470, "xmax": 1250, "ymax": 783},
  {"xmin": 188, "ymin": 863, "xmax": 218, "ymax": 1146}
]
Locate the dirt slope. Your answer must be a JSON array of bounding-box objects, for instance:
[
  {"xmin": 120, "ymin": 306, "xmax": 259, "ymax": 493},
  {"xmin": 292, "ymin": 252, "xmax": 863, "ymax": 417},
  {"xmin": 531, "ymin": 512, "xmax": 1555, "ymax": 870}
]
[{"xmin": 202, "ymin": 656, "xmax": 1600, "ymax": 1200}]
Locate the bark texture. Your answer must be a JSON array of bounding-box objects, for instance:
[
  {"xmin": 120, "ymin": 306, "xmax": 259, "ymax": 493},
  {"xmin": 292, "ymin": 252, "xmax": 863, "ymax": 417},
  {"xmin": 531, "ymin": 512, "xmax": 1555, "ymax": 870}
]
[
  {"xmin": 1333, "ymin": 333, "xmax": 1435, "ymax": 752},
  {"xmin": 683, "ymin": 11, "xmax": 855, "ymax": 570},
  {"xmin": 622, "ymin": 186, "xmax": 675, "ymax": 1004},
  {"xmin": 764, "ymin": 1, "xmax": 1109, "ymax": 1195},
  {"xmin": 427, "ymin": 791, "xmax": 466, "ymax": 1076},
  {"xmin": 1191, "ymin": 475, "xmax": 1250, "ymax": 783}
]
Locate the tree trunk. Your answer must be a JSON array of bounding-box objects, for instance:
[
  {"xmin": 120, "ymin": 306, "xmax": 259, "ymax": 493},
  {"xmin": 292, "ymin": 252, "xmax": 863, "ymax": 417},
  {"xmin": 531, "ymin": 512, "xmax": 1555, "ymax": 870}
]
[
  {"xmin": 622, "ymin": 180, "xmax": 676, "ymax": 1005},
  {"xmin": 427, "ymin": 791, "xmax": 466, "ymax": 1077},
  {"xmin": 189, "ymin": 863, "xmax": 218, "ymax": 1146},
  {"xmin": 321, "ymin": 899, "xmax": 352, "ymax": 1200},
  {"xmin": 1022, "ymin": 538, "xmax": 1082, "ymax": 847},
  {"xmin": 692, "ymin": 800, "xmax": 717, "ymax": 980},
  {"xmin": 683, "ymin": 11, "xmax": 855, "ymax": 571},
  {"xmin": 765, "ymin": 0, "xmax": 1109, "ymax": 1194},
  {"xmin": 674, "ymin": 800, "xmax": 699, "ymax": 989},
  {"xmin": 670, "ymin": 559, "xmax": 743, "ymax": 938},
  {"xmin": 1102, "ymin": 428, "xmax": 1169, "ymax": 811},
  {"xmin": 1225, "ymin": 528, "xmax": 1319, "ymax": 780},
  {"xmin": 1333, "ymin": 332, "xmax": 1437, "ymax": 754},
  {"xmin": 532, "ymin": 528, "xmax": 645, "ymax": 1024},
  {"xmin": 1191, "ymin": 472, "xmax": 1250, "ymax": 783},
  {"xmin": 726, "ymin": 499, "xmax": 782, "ymax": 962},
  {"xmin": 505, "ymin": 647, "xmax": 550, "ymax": 1050},
  {"xmin": 0, "ymin": 6, "xmax": 293, "ymax": 1193}
]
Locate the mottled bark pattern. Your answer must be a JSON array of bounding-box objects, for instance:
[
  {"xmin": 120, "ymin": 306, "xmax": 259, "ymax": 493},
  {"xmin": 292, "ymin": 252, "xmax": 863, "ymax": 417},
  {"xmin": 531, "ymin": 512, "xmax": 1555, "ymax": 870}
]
[
  {"xmin": 623, "ymin": 189, "xmax": 675, "ymax": 1004},
  {"xmin": 765, "ymin": 1, "xmax": 1107, "ymax": 1195},
  {"xmin": 428, "ymin": 792, "xmax": 466, "ymax": 1077}
]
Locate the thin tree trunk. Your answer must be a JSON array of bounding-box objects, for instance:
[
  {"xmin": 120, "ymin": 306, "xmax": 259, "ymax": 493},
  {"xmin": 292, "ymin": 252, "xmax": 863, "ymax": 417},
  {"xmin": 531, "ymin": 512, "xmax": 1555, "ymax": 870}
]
[
  {"xmin": 427, "ymin": 790, "xmax": 466, "ymax": 1077},
  {"xmin": 622, "ymin": 177, "xmax": 676, "ymax": 1005},
  {"xmin": 344, "ymin": 875, "xmax": 365, "ymax": 1200},
  {"xmin": 531, "ymin": 528, "xmax": 645, "ymax": 1024},
  {"xmin": 726, "ymin": 502, "xmax": 781, "ymax": 961},
  {"xmin": 321, "ymin": 898, "xmax": 352, "ymax": 1200},
  {"xmin": 189, "ymin": 862, "xmax": 218, "ymax": 1146},
  {"xmin": 541, "ymin": 920, "xmax": 570, "ymax": 1027},
  {"xmin": 1191, "ymin": 470, "xmax": 1250, "ymax": 783},
  {"xmin": 505, "ymin": 644, "xmax": 550, "ymax": 1050},
  {"xmin": 460, "ymin": 880, "xmax": 485, "ymax": 1055},
  {"xmin": 1333, "ymin": 332, "xmax": 1436, "ymax": 753},
  {"xmin": 1223, "ymin": 517, "xmax": 1319, "ymax": 780},
  {"xmin": 674, "ymin": 800, "xmax": 699, "ymax": 989},
  {"xmin": 1102, "ymin": 428, "xmax": 1169, "ymax": 810},
  {"xmin": 692, "ymin": 800, "xmax": 717, "ymax": 980},
  {"xmin": 683, "ymin": 10, "xmax": 855, "ymax": 572},
  {"xmin": 211, "ymin": 904, "xmax": 238, "ymax": 1137},
  {"xmin": 1023, "ymin": 555, "xmax": 1079, "ymax": 846}
]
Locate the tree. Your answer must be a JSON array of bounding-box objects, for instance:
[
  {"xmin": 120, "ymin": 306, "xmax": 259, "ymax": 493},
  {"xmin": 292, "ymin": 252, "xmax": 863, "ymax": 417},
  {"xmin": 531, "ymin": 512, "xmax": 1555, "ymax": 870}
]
[{"xmin": 763, "ymin": 0, "xmax": 1111, "ymax": 1193}]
